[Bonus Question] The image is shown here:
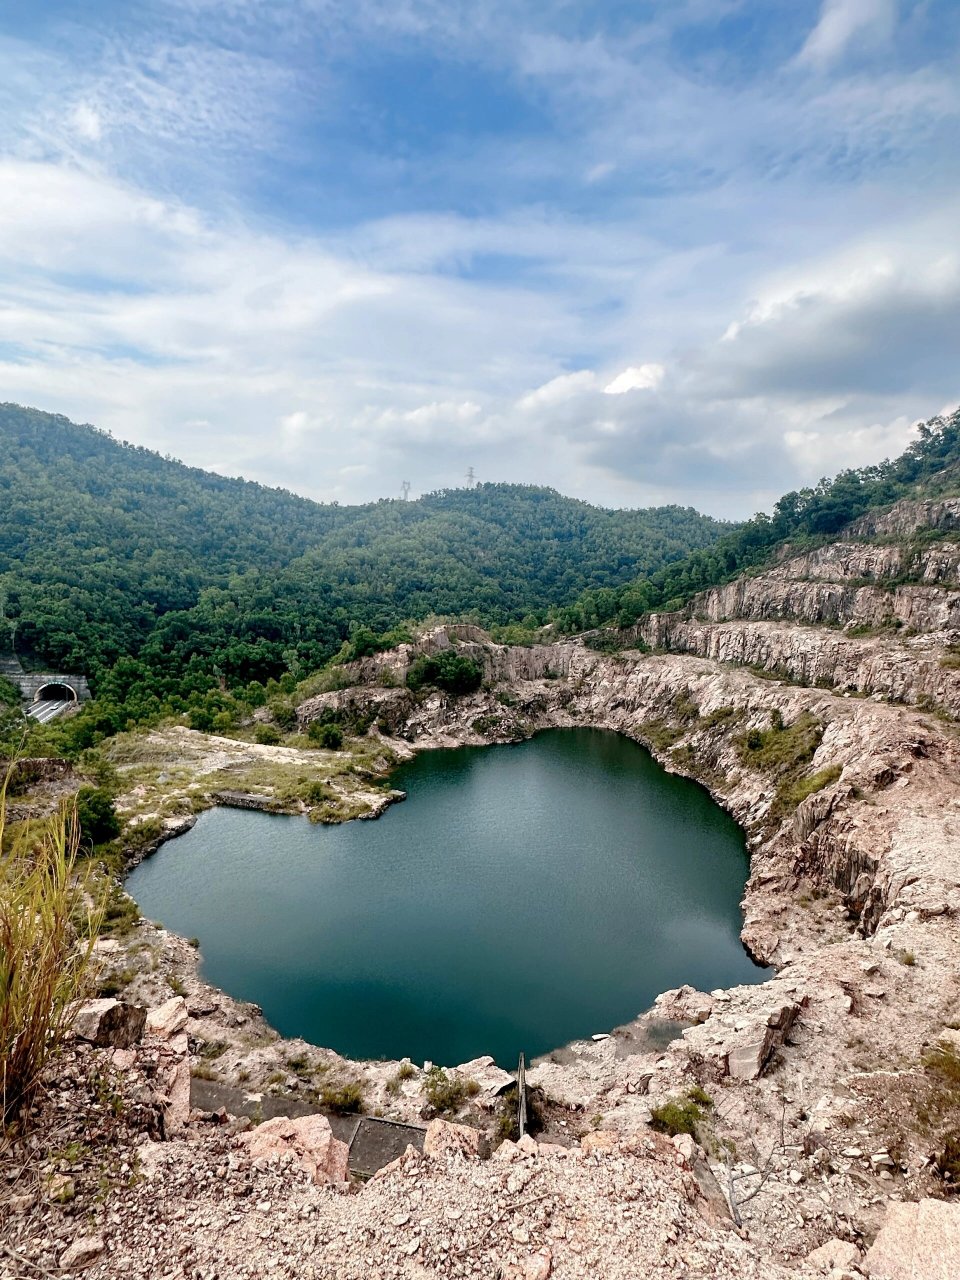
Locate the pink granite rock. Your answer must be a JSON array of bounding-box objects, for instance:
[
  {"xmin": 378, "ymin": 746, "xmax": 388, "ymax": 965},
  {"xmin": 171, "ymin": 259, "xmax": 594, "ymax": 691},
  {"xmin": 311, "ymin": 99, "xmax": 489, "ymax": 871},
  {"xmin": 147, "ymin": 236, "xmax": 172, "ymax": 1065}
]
[
  {"xmin": 145, "ymin": 996, "xmax": 188, "ymax": 1039},
  {"xmin": 864, "ymin": 1199, "xmax": 960, "ymax": 1280},
  {"xmin": 804, "ymin": 1237, "xmax": 860, "ymax": 1273},
  {"xmin": 240, "ymin": 1114, "xmax": 350, "ymax": 1185}
]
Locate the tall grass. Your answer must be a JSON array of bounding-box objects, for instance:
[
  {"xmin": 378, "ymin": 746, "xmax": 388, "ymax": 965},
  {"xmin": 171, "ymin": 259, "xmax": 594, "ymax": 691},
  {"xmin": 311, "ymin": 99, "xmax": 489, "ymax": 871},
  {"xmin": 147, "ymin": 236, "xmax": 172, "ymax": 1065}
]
[{"xmin": 1, "ymin": 774, "xmax": 102, "ymax": 1131}]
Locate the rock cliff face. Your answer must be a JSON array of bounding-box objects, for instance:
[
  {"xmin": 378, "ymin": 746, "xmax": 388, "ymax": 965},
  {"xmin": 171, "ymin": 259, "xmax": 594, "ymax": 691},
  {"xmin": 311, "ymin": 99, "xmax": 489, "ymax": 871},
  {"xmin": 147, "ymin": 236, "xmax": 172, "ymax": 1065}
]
[
  {"xmin": 843, "ymin": 494, "xmax": 960, "ymax": 539},
  {"xmin": 684, "ymin": 542, "xmax": 960, "ymax": 631},
  {"xmin": 624, "ymin": 502, "xmax": 960, "ymax": 715}
]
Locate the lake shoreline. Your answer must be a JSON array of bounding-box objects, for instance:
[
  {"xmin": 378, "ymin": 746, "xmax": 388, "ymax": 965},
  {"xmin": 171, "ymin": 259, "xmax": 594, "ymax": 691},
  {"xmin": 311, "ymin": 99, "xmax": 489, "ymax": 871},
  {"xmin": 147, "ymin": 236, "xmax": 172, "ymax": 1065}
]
[{"xmin": 125, "ymin": 729, "xmax": 763, "ymax": 1069}]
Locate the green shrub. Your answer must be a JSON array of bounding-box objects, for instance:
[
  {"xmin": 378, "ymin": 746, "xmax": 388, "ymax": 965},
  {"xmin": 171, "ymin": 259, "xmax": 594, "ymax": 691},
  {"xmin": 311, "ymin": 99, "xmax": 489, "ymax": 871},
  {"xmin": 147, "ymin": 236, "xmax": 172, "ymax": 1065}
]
[
  {"xmin": 337, "ymin": 626, "xmax": 414, "ymax": 665},
  {"xmin": 936, "ymin": 1131, "xmax": 960, "ymax": 1188},
  {"xmin": 269, "ymin": 700, "xmax": 297, "ymax": 731},
  {"xmin": 771, "ymin": 764, "xmax": 843, "ymax": 819},
  {"xmin": 649, "ymin": 1097, "xmax": 704, "ymax": 1138},
  {"xmin": 308, "ymin": 721, "xmax": 343, "ymax": 749},
  {"xmin": 188, "ymin": 706, "xmax": 216, "ymax": 732},
  {"xmin": 74, "ymin": 786, "xmax": 121, "ymax": 849},
  {"xmin": 737, "ymin": 712, "xmax": 823, "ymax": 775},
  {"xmin": 98, "ymin": 968, "xmax": 135, "ymax": 997},
  {"xmin": 641, "ymin": 719, "xmax": 683, "ymax": 751},
  {"xmin": 301, "ymin": 780, "xmax": 332, "ymax": 806},
  {"xmin": 493, "ymin": 1083, "xmax": 546, "ymax": 1142},
  {"xmin": 584, "ymin": 628, "xmax": 647, "ymax": 654},
  {"xmin": 254, "ymin": 724, "xmax": 282, "ymax": 745},
  {"xmin": 686, "ymin": 1084, "xmax": 713, "ymax": 1108},
  {"xmin": 703, "ymin": 705, "xmax": 739, "ymax": 728},
  {"xmin": 99, "ymin": 882, "xmax": 140, "ymax": 937},
  {"xmin": 423, "ymin": 1067, "xmax": 479, "ymax": 1114}
]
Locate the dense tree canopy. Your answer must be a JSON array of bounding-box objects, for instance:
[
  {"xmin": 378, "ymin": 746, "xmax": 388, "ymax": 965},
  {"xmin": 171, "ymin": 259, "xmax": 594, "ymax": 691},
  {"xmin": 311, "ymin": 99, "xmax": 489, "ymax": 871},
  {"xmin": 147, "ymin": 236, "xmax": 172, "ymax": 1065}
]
[{"xmin": 0, "ymin": 404, "xmax": 728, "ymax": 736}]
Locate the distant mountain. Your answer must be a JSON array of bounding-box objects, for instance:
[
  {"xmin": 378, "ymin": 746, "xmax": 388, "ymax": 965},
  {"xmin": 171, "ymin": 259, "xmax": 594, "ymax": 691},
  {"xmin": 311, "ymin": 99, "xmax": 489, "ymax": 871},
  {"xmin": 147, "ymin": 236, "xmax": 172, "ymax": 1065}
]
[{"xmin": 0, "ymin": 404, "xmax": 730, "ymax": 700}]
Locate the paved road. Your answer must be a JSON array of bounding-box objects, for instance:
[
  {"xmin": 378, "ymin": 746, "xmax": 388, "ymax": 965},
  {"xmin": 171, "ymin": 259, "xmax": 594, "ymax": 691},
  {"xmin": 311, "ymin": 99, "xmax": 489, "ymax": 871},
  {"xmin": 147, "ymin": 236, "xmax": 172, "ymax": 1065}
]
[{"xmin": 28, "ymin": 699, "xmax": 73, "ymax": 724}]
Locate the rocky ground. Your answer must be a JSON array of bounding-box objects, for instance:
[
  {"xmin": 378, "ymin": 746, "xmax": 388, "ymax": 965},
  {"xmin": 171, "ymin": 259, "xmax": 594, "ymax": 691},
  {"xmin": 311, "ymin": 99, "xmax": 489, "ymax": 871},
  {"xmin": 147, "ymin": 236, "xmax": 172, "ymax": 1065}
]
[
  {"xmin": 0, "ymin": 1024, "xmax": 797, "ymax": 1280},
  {"xmin": 4, "ymin": 498, "xmax": 960, "ymax": 1276}
]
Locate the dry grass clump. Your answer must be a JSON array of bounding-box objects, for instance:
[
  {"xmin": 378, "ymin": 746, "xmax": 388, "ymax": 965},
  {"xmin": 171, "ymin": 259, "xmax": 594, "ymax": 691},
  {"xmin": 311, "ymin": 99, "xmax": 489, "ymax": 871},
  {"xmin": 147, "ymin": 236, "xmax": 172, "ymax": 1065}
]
[
  {"xmin": 1, "ymin": 777, "xmax": 102, "ymax": 1130},
  {"xmin": 423, "ymin": 1067, "xmax": 480, "ymax": 1115}
]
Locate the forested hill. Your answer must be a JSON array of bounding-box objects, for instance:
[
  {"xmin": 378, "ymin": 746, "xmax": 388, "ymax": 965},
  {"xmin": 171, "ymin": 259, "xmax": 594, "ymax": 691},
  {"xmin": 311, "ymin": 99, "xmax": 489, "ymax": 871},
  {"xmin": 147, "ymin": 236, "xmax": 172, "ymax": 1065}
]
[
  {"xmin": 556, "ymin": 407, "xmax": 960, "ymax": 634},
  {"xmin": 0, "ymin": 404, "xmax": 728, "ymax": 705}
]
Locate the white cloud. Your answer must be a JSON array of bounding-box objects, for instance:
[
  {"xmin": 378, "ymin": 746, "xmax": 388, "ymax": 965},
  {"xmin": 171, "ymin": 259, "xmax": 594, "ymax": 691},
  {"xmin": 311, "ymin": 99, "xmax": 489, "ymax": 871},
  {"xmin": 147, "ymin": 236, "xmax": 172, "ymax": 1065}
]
[
  {"xmin": 69, "ymin": 102, "xmax": 103, "ymax": 142},
  {"xmin": 0, "ymin": 153, "xmax": 957, "ymax": 517},
  {"xmin": 585, "ymin": 161, "xmax": 616, "ymax": 184},
  {"xmin": 603, "ymin": 364, "xmax": 665, "ymax": 395},
  {"xmin": 797, "ymin": 0, "xmax": 898, "ymax": 69},
  {"xmin": 519, "ymin": 371, "xmax": 597, "ymax": 410},
  {"xmin": 0, "ymin": 2, "xmax": 957, "ymax": 517}
]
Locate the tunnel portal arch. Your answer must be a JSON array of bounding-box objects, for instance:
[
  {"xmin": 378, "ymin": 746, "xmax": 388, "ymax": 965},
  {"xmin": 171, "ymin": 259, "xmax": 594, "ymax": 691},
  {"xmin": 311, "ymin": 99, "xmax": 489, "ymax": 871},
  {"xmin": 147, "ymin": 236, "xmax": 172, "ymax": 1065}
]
[{"xmin": 34, "ymin": 682, "xmax": 79, "ymax": 703}]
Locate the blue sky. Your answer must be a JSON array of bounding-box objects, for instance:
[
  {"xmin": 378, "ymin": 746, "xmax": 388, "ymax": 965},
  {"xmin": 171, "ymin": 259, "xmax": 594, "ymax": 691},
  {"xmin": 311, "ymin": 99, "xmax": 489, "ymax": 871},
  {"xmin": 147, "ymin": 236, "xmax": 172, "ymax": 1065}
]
[{"xmin": 1, "ymin": 0, "xmax": 958, "ymax": 514}]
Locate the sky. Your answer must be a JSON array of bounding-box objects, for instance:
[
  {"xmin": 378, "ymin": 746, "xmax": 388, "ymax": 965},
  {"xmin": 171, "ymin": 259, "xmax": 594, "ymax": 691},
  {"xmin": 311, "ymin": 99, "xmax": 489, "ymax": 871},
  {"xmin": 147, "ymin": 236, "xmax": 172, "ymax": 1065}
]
[{"xmin": 0, "ymin": 0, "xmax": 958, "ymax": 517}]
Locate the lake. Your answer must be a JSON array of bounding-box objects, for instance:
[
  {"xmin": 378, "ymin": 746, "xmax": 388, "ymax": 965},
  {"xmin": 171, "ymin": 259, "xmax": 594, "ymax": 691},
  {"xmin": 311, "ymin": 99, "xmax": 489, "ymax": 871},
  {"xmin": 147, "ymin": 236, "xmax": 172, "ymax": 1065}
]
[{"xmin": 126, "ymin": 729, "xmax": 766, "ymax": 1066}]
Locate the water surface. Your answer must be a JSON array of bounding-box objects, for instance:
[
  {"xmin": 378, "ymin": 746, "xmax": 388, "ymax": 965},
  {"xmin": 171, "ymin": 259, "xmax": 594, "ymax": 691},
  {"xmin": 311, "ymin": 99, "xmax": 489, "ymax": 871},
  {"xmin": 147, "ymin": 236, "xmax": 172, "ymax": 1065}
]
[{"xmin": 127, "ymin": 729, "xmax": 765, "ymax": 1066}]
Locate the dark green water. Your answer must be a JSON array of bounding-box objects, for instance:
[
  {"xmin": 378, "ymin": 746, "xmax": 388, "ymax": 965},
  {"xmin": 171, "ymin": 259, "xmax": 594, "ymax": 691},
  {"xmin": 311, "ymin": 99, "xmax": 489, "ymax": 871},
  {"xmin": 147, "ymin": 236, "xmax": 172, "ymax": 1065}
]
[{"xmin": 127, "ymin": 730, "xmax": 765, "ymax": 1066}]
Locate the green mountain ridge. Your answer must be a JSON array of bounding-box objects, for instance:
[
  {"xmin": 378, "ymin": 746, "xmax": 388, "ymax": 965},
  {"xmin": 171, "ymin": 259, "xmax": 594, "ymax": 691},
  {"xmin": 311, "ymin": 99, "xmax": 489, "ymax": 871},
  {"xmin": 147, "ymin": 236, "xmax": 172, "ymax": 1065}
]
[
  {"xmin": 0, "ymin": 402, "xmax": 727, "ymax": 700},
  {"xmin": 4, "ymin": 400, "xmax": 959, "ymax": 752}
]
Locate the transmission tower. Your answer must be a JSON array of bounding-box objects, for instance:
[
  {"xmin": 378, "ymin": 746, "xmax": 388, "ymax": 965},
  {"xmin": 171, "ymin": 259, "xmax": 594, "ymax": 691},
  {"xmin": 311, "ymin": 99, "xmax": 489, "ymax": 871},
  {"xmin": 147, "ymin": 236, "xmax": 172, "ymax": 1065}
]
[
  {"xmin": 400, "ymin": 480, "xmax": 411, "ymax": 501},
  {"xmin": 465, "ymin": 466, "xmax": 476, "ymax": 487}
]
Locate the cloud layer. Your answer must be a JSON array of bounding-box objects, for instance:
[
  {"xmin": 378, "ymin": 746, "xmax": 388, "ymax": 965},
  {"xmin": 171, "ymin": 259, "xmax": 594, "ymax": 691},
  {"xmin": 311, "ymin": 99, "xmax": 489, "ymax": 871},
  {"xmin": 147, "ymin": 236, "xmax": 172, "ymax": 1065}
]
[{"xmin": 0, "ymin": 0, "xmax": 958, "ymax": 516}]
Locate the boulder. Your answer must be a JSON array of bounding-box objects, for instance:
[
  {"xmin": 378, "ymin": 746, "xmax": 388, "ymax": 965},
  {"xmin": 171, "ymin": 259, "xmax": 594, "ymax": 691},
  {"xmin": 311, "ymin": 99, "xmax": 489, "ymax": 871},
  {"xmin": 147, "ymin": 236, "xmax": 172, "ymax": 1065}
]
[
  {"xmin": 804, "ymin": 1238, "xmax": 860, "ymax": 1273},
  {"xmin": 453, "ymin": 1055, "xmax": 515, "ymax": 1097},
  {"xmin": 240, "ymin": 1114, "xmax": 350, "ymax": 1184},
  {"xmin": 45, "ymin": 1174, "xmax": 75, "ymax": 1203},
  {"xmin": 71, "ymin": 998, "xmax": 146, "ymax": 1049},
  {"xmin": 59, "ymin": 1235, "xmax": 104, "ymax": 1271},
  {"xmin": 370, "ymin": 1144, "xmax": 422, "ymax": 1182},
  {"xmin": 502, "ymin": 1249, "xmax": 553, "ymax": 1280},
  {"xmin": 423, "ymin": 1119, "xmax": 485, "ymax": 1160},
  {"xmin": 145, "ymin": 996, "xmax": 188, "ymax": 1039},
  {"xmin": 864, "ymin": 1199, "xmax": 960, "ymax": 1279},
  {"xmin": 727, "ymin": 1035, "xmax": 769, "ymax": 1081},
  {"xmin": 724, "ymin": 999, "xmax": 804, "ymax": 1080},
  {"xmin": 672, "ymin": 1134, "xmax": 731, "ymax": 1227},
  {"xmin": 160, "ymin": 1055, "xmax": 192, "ymax": 1136}
]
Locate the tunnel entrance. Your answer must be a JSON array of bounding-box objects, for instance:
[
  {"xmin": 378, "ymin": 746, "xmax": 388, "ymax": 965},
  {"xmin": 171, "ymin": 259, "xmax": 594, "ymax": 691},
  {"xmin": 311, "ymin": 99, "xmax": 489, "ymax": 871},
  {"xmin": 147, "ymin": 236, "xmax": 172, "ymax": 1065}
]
[{"xmin": 34, "ymin": 682, "xmax": 78, "ymax": 703}]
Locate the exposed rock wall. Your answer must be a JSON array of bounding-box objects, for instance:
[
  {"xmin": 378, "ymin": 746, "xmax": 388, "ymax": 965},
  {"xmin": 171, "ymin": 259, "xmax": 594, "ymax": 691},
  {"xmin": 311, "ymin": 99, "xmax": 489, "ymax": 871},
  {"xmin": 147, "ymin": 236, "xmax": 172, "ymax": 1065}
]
[
  {"xmin": 636, "ymin": 616, "xmax": 960, "ymax": 714},
  {"xmin": 843, "ymin": 495, "xmax": 960, "ymax": 539},
  {"xmin": 657, "ymin": 537, "xmax": 960, "ymax": 634}
]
